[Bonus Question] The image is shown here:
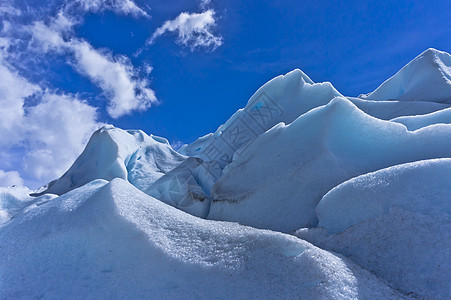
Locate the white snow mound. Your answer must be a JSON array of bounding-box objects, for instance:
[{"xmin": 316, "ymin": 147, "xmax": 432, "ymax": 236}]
[
  {"xmin": 0, "ymin": 178, "xmax": 402, "ymax": 299},
  {"xmin": 359, "ymin": 48, "xmax": 451, "ymax": 103},
  {"xmin": 316, "ymin": 158, "xmax": 451, "ymax": 233},
  {"xmin": 297, "ymin": 159, "xmax": 451, "ymax": 299},
  {"xmin": 209, "ymin": 97, "xmax": 451, "ymax": 232},
  {"xmin": 391, "ymin": 106, "xmax": 451, "ymax": 130}
]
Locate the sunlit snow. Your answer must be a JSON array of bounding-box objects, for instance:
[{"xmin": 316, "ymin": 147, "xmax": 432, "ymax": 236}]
[{"xmin": 1, "ymin": 48, "xmax": 451, "ymax": 299}]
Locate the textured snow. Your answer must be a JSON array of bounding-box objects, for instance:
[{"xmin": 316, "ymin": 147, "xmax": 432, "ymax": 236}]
[
  {"xmin": 0, "ymin": 186, "xmax": 33, "ymax": 225},
  {"xmin": 0, "ymin": 186, "xmax": 57, "ymax": 226},
  {"xmin": 359, "ymin": 48, "xmax": 451, "ymax": 103},
  {"xmin": 179, "ymin": 69, "xmax": 342, "ymax": 182},
  {"xmin": 297, "ymin": 159, "xmax": 451, "ymax": 299},
  {"xmin": 297, "ymin": 207, "xmax": 450, "ymax": 300},
  {"xmin": 3, "ymin": 48, "xmax": 451, "ymax": 298},
  {"xmin": 316, "ymin": 158, "xmax": 451, "ymax": 234},
  {"xmin": 208, "ymin": 97, "xmax": 451, "ymax": 232},
  {"xmin": 0, "ymin": 179, "xmax": 402, "ymax": 299}
]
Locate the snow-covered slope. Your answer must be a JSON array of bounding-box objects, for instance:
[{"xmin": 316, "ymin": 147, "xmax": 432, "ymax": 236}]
[
  {"xmin": 37, "ymin": 126, "xmax": 186, "ymax": 196},
  {"xmin": 0, "ymin": 179, "xmax": 402, "ymax": 299},
  {"xmin": 391, "ymin": 106, "xmax": 451, "ymax": 130},
  {"xmin": 348, "ymin": 97, "xmax": 451, "ymax": 120},
  {"xmin": 2, "ymin": 48, "xmax": 451, "ymax": 299},
  {"xmin": 180, "ymin": 70, "xmax": 342, "ymax": 181},
  {"xmin": 0, "ymin": 186, "xmax": 57, "ymax": 226},
  {"xmin": 316, "ymin": 158, "xmax": 451, "ymax": 233},
  {"xmin": 208, "ymin": 97, "xmax": 451, "ymax": 232},
  {"xmin": 359, "ymin": 48, "xmax": 451, "ymax": 103},
  {"xmin": 140, "ymin": 69, "xmax": 343, "ymax": 217},
  {"xmin": 297, "ymin": 159, "xmax": 451, "ymax": 299}
]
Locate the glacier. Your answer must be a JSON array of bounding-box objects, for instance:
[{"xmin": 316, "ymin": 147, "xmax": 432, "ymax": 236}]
[
  {"xmin": 1, "ymin": 48, "xmax": 451, "ymax": 299},
  {"xmin": 0, "ymin": 179, "xmax": 402, "ymax": 299},
  {"xmin": 297, "ymin": 159, "xmax": 451, "ymax": 298},
  {"xmin": 34, "ymin": 125, "xmax": 186, "ymax": 196},
  {"xmin": 208, "ymin": 97, "xmax": 451, "ymax": 232}
]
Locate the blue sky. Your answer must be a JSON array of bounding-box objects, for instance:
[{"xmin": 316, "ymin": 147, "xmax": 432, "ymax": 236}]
[{"xmin": 0, "ymin": 0, "xmax": 450, "ymax": 188}]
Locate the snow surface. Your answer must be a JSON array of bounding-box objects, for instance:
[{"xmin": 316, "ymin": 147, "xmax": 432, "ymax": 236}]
[
  {"xmin": 359, "ymin": 48, "xmax": 451, "ymax": 103},
  {"xmin": 391, "ymin": 106, "xmax": 451, "ymax": 130},
  {"xmin": 316, "ymin": 158, "xmax": 451, "ymax": 234},
  {"xmin": 180, "ymin": 69, "xmax": 342, "ymax": 184},
  {"xmin": 297, "ymin": 159, "xmax": 451, "ymax": 299},
  {"xmin": 0, "ymin": 179, "xmax": 402, "ymax": 299},
  {"xmin": 0, "ymin": 186, "xmax": 57, "ymax": 226},
  {"xmin": 208, "ymin": 97, "xmax": 451, "ymax": 232},
  {"xmin": 348, "ymin": 97, "xmax": 451, "ymax": 120},
  {"xmin": 297, "ymin": 207, "xmax": 450, "ymax": 300},
  {"xmin": 2, "ymin": 48, "xmax": 451, "ymax": 298}
]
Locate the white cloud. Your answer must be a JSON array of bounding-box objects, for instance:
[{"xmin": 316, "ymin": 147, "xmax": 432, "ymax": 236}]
[
  {"xmin": 149, "ymin": 10, "xmax": 222, "ymax": 51},
  {"xmin": 0, "ymin": 53, "xmax": 102, "ymax": 188},
  {"xmin": 71, "ymin": 40, "xmax": 157, "ymax": 118},
  {"xmin": 0, "ymin": 170, "xmax": 24, "ymax": 187},
  {"xmin": 0, "ymin": 53, "xmax": 40, "ymax": 147},
  {"xmin": 73, "ymin": 0, "xmax": 148, "ymax": 17},
  {"xmin": 23, "ymin": 93, "xmax": 102, "ymax": 181},
  {"xmin": 28, "ymin": 19, "xmax": 158, "ymax": 118},
  {"xmin": 0, "ymin": 1, "xmax": 21, "ymax": 17},
  {"xmin": 29, "ymin": 23, "xmax": 66, "ymax": 52}
]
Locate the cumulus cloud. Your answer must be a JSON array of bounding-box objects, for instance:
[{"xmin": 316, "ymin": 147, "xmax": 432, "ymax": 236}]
[
  {"xmin": 0, "ymin": 170, "xmax": 24, "ymax": 187},
  {"xmin": 23, "ymin": 93, "xmax": 102, "ymax": 182},
  {"xmin": 149, "ymin": 10, "xmax": 222, "ymax": 51},
  {"xmin": 0, "ymin": 49, "xmax": 40, "ymax": 147},
  {"xmin": 0, "ymin": 53, "xmax": 102, "ymax": 188},
  {"xmin": 28, "ymin": 18, "xmax": 158, "ymax": 118},
  {"xmin": 0, "ymin": 89, "xmax": 103, "ymax": 187}
]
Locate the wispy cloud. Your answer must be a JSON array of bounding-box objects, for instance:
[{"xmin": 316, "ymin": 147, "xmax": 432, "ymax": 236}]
[
  {"xmin": 0, "ymin": 0, "xmax": 155, "ymax": 187},
  {"xmin": 149, "ymin": 9, "xmax": 222, "ymax": 51},
  {"xmin": 200, "ymin": 0, "xmax": 211, "ymax": 10},
  {"xmin": 68, "ymin": 0, "xmax": 149, "ymax": 17},
  {"xmin": 27, "ymin": 16, "xmax": 158, "ymax": 118},
  {"xmin": 0, "ymin": 1, "xmax": 21, "ymax": 16},
  {"xmin": 71, "ymin": 40, "xmax": 157, "ymax": 118}
]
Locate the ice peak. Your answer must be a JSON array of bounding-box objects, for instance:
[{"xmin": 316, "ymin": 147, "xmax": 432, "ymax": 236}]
[
  {"xmin": 35, "ymin": 126, "xmax": 186, "ymax": 196},
  {"xmin": 283, "ymin": 68, "xmax": 315, "ymax": 85},
  {"xmin": 360, "ymin": 48, "xmax": 451, "ymax": 103}
]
